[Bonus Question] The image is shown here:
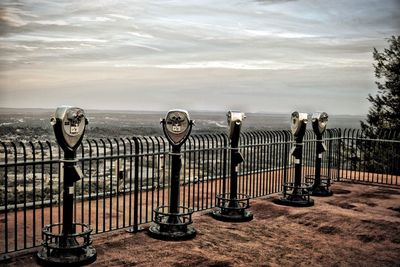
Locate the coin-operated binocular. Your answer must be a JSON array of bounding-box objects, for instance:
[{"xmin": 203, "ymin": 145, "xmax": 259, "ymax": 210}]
[
  {"xmin": 148, "ymin": 109, "xmax": 196, "ymax": 240},
  {"xmin": 36, "ymin": 106, "xmax": 96, "ymax": 266},
  {"xmin": 212, "ymin": 111, "xmax": 253, "ymax": 222},
  {"xmin": 274, "ymin": 112, "xmax": 314, "ymax": 207},
  {"xmin": 305, "ymin": 112, "xmax": 333, "ymax": 196}
]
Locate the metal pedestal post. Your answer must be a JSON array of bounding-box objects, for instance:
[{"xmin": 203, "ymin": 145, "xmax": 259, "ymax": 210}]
[
  {"xmin": 274, "ymin": 138, "xmax": 314, "ymax": 207},
  {"xmin": 36, "ymin": 152, "xmax": 96, "ymax": 266},
  {"xmin": 148, "ymin": 146, "xmax": 196, "ymax": 240},
  {"xmin": 307, "ymin": 138, "xmax": 333, "ymax": 197},
  {"xmin": 213, "ymin": 119, "xmax": 253, "ymax": 222}
]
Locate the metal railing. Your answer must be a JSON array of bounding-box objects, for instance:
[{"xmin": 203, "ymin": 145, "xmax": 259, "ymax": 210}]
[
  {"xmin": 1, "ymin": 128, "xmax": 399, "ymax": 257},
  {"xmin": 340, "ymin": 128, "xmax": 400, "ymax": 185}
]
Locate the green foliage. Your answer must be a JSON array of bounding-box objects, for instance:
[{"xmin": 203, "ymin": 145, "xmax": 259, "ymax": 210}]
[
  {"xmin": 351, "ymin": 36, "xmax": 400, "ymax": 176},
  {"xmin": 361, "ymin": 35, "xmax": 400, "ymax": 137}
]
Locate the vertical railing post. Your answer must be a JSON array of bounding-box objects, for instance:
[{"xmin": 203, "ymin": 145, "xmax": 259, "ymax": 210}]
[
  {"xmin": 11, "ymin": 142, "xmax": 17, "ymax": 252},
  {"xmin": 127, "ymin": 136, "xmax": 140, "ymax": 233},
  {"xmin": 327, "ymin": 130, "xmax": 333, "ymax": 180},
  {"xmin": 337, "ymin": 129, "xmax": 342, "ymax": 182},
  {"xmin": 282, "ymin": 130, "xmax": 290, "ymax": 190},
  {"xmin": 0, "ymin": 142, "xmax": 10, "ymax": 261},
  {"xmin": 222, "ymin": 133, "xmax": 228, "ymax": 196}
]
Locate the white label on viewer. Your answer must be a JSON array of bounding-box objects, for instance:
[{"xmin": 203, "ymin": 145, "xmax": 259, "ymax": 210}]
[
  {"xmin": 172, "ymin": 125, "xmax": 181, "ymax": 132},
  {"xmin": 235, "ymin": 166, "xmax": 239, "ymax": 172},
  {"xmin": 318, "ymin": 153, "xmax": 322, "ymax": 158},
  {"xmin": 70, "ymin": 126, "xmax": 79, "ymax": 134},
  {"xmin": 295, "ymin": 159, "xmax": 300, "ymax": 164},
  {"xmin": 69, "ymin": 186, "xmax": 74, "ymax": 195}
]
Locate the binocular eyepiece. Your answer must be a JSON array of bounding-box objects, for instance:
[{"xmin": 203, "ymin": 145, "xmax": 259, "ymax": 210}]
[
  {"xmin": 50, "ymin": 106, "xmax": 88, "ymax": 153},
  {"xmin": 161, "ymin": 109, "xmax": 193, "ymax": 147},
  {"xmin": 67, "ymin": 109, "xmax": 85, "ymax": 124},
  {"xmin": 312, "ymin": 112, "xmax": 329, "ymax": 136},
  {"xmin": 290, "ymin": 111, "xmax": 329, "ymax": 138},
  {"xmin": 291, "ymin": 111, "xmax": 308, "ymax": 137},
  {"xmin": 227, "ymin": 111, "xmax": 245, "ymax": 140}
]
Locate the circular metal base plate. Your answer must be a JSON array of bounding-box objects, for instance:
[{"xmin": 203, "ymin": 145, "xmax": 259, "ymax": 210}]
[
  {"xmin": 147, "ymin": 223, "xmax": 196, "ymax": 241},
  {"xmin": 211, "ymin": 209, "xmax": 253, "ymax": 222},
  {"xmin": 311, "ymin": 187, "xmax": 333, "ymax": 197},
  {"xmin": 273, "ymin": 197, "xmax": 314, "ymax": 207},
  {"xmin": 0, "ymin": 254, "xmax": 11, "ymax": 263},
  {"xmin": 36, "ymin": 246, "xmax": 96, "ymax": 267}
]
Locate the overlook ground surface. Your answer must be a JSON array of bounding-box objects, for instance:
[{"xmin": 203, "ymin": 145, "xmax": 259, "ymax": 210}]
[{"xmin": 5, "ymin": 181, "xmax": 400, "ymax": 267}]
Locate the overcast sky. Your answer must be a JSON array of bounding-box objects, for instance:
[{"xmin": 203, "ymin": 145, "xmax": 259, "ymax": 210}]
[{"xmin": 0, "ymin": 0, "xmax": 399, "ymax": 115}]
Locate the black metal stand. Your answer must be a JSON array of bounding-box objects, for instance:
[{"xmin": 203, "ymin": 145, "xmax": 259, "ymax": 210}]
[
  {"xmin": 213, "ymin": 123, "xmax": 253, "ymax": 222},
  {"xmin": 36, "ymin": 151, "xmax": 96, "ymax": 266},
  {"xmin": 213, "ymin": 192, "xmax": 252, "ymax": 222},
  {"xmin": 148, "ymin": 146, "xmax": 196, "ymax": 240},
  {"xmin": 274, "ymin": 135, "xmax": 314, "ymax": 207},
  {"xmin": 307, "ymin": 138, "xmax": 333, "ymax": 196}
]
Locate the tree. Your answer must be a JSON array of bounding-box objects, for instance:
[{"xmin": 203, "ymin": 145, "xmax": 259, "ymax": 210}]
[
  {"xmin": 361, "ymin": 35, "xmax": 400, "ymax": 137},
  {"xmin": 352, "ymin": 36, "xmax": 400, "ymax": 177}
]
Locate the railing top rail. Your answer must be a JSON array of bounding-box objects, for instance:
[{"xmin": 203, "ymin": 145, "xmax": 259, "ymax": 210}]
[{"xmin": 341, "ymin": 136, "xmax": 400, "ymax": 143}]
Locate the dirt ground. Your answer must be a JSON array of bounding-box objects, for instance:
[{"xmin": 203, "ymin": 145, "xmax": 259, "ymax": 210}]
[{"xmin": 3, "ymin": 181, "xmax": 400, "ymax": 267}]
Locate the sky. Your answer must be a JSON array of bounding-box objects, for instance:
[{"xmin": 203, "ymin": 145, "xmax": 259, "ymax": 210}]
[{"xmin": 0, "ymin": 0, "xmax": 399, "ymax": 115}]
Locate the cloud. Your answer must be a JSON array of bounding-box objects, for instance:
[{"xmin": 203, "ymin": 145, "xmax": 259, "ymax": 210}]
[
  {"xmin": 0, "ymin": 34, "xmax": 108, "ymax": 43},
  {"xmin": 79, "ymin": 16, "xmax": 115, "ymax": 22},
  {"xmin": 0, "ymin": 7, "xmax": 29, "ymax": 27},
  {"xmin": 15, "ymin": 44, "xmax": 38, "ymax": 51},
  {"xmin": 80, "ymin": 43, "xmax": 97, "ymax": 48},
  {"xmin": 128, "ymin": 32, "xmax": 154, "ymax": 39},
  {"xmin": 0, "ymin": 0, "xmax": 398, "ymax": 114},
  {"xmin": 108, "ymin": 14, "xmax": 133, "ymax": 20},
  {"xmin": 34, "ymin": 20, "xmax": 69, "ymax": 26},
  {"xmin": 155, "ymin": 61, "xmax": 293, "ymax": 70},
  {"xmin": 255, "ymin": 0, "xmax": 298, "ymax": 4},
  {"xmin": 45, "ymin": 46, "xmax": 75, "ymax": 50},
  {"xmin": 128, "ymin": 43, "xmax": 162, "ymax": 52},
  {"xmin": 112, "ymin": 57, "xmax": 370, "ymax": 70},
  {"xmin": 243, "ymin": 29, "xmax": 319, "ymax": 39}
]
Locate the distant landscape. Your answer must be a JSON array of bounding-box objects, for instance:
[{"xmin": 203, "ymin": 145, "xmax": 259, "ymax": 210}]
[{"xmin": 0, "ymin": 108, "xmax": 364, "ymax": 142}]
